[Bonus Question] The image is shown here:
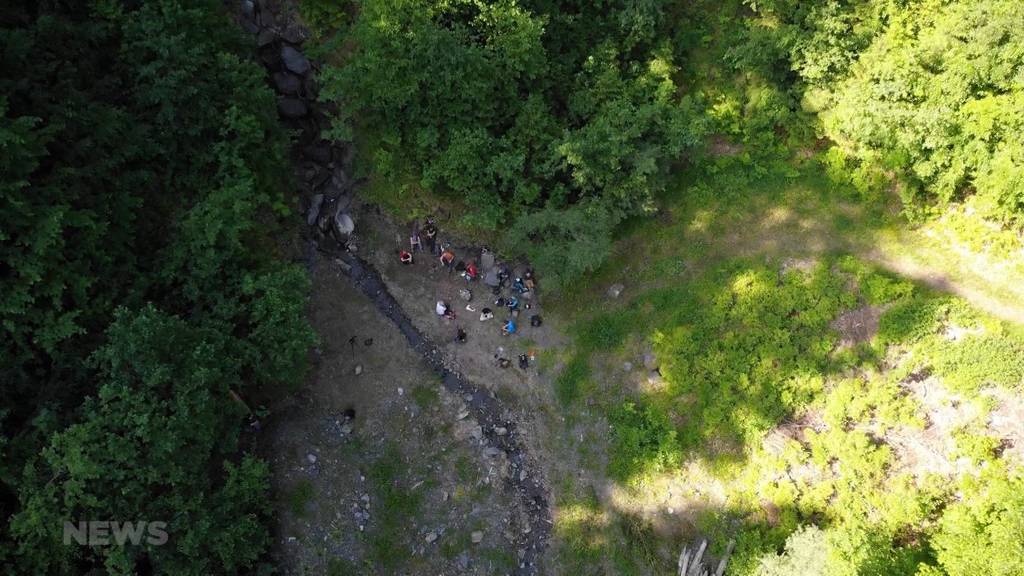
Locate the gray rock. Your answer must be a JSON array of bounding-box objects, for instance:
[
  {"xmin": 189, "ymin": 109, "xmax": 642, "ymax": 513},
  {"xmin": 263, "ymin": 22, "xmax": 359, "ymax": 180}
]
[
  {"xmin": 241, "ymin": 0, "xmax": 255, "ymax": 17},
  {"xmin": 335, "ymin": 211, "xmax": 355, "ymax": 236},
  {"xmin": 259, "ymin": 9, "xmax": 276, "ymax": 28},
  {"xmin": 424, "ymin": 531, "xmax": 438, "ymax": 544},
  {"xmin": 306, "ymin": 194, "xmax": 324, "ymax": 226},
  {"xmin": 281, "ymin": 46, "xmax": 310, "ymax": 75},
  {"xmin": 280, "ymin": 25, "xmax": 306, "ymax": 44},
  {"xmin": 272, "ymin": 72, "xmax": 302, "ymax": 94},
  {"xmin": 278, "ymin": 97, "xmax": 308, "ymax": 118},
  {"xmin": 306, "ymin": 453, "xmax": 318, "ymax": 464},
  {"xmin": 643, "ymin": 352, "xmax": 658, "ymax": 370},
  {"xmin": 483, "ymin": 447, "xmax": 501, "ymax": 458},
  {"xmin": 481, "ymin": 250, "xmax": 496, "ymax": 271},
  {"xmin": 606, "ymin": 283, "xmax": 625, "ymax": 299},
  {"xmin": 494, "ymin": 426, "xmax": 508, "ymax": 436},
  {"xmin": 623, "ymin": 361, "xmax": 633, "ymax": 372},
  {"xmin": 257, "ymin": 28, "xmax": 277, "ymax": 47},
  {"xmin": 353, "ymin": 364, "xmax": 363, "ymax": 376},
  {"xmin": 471, "ymin": 530, "xmax": 484, "ymax": 544},
  {"xmin": 241, "ymin": 17, "xmax": 259, "ymax": 34},
  {"xmin": 331, "ymin": 166, "xmax": 349, "ymax": 190}
]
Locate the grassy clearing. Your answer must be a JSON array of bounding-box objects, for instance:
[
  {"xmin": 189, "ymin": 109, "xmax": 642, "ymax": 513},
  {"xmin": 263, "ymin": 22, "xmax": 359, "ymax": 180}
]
[{"xmin": 547, "ymin": 148, "xmax": 1024, "ymax": 574}]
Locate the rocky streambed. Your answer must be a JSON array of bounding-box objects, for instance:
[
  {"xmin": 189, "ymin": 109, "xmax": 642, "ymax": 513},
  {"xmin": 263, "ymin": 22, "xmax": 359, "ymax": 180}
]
[{"xmin": 235, "ymin": 2, "xmax": 552, "ymax": 573}]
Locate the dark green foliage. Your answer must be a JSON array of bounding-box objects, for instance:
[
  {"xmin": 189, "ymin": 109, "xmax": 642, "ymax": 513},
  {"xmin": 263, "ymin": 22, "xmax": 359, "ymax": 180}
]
[
  {"xmin": 321, "ymin": 0, "xmax": 706, "ymax": 285},
  {"xmin": 1, "ymin": 1, "xmax": 313, "ymax": 573}
]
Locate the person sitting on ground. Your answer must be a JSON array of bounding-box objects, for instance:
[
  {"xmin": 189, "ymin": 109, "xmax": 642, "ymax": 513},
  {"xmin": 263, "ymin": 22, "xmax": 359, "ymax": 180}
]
[
  {"xmin": 456, "ymin": 328, "xmax": 467, "ymax": 343},
  {"xmin": 518, "ymin": 353, "xmax": 529, "ymax": 369},
  {"xmin": 480, "ymin": 307, "xmax": 493, "ymax": 322},
  {"xmin": 502, "ymin": 318, "xmax": 517, "ymax": 335},
  {"xmin": 506, "ymin": 296, "xmax": 519, "ymax": 311},
  {"xmin": 530, "ymin": 314, "xmax": 542, "ymax": 327},
  {"xmin": 399, "ymin": 250, "xmax": 413, "ymax": 264},
  {"xmin": 513, "ymin": 277, "xmax": 526, "ymax": 293},
  {"xmin": 464, "ymin": 261, "xmax": 478, "ymax": 282},
  {"xmin": 440, "ymin": 249, "xmax": 455, "ymax": 272}
]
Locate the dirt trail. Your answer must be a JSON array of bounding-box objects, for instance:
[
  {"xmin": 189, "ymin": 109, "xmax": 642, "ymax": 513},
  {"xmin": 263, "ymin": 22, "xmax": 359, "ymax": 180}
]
[{"xmin": 237, "ymin": 1, "xmax": 552, "ymax": 572}]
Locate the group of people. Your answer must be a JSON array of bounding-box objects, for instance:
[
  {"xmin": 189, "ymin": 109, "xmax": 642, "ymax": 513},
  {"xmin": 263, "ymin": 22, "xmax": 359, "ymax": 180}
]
[{"xmin": 402, "ymin": 219, "xmax": 542, "ymax": 369}]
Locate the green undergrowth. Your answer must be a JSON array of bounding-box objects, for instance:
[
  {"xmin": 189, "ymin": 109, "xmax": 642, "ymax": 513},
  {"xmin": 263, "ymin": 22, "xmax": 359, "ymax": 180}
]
[{"xmin": 555, "ymin": 249, "xmax": 1024, "ymax": 574}]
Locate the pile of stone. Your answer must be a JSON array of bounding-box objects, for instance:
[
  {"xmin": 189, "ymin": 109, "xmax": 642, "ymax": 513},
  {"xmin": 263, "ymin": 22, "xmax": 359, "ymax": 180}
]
[{"xmin": 237, "ymin": 0, "xmax": 356, "ymax": 248}]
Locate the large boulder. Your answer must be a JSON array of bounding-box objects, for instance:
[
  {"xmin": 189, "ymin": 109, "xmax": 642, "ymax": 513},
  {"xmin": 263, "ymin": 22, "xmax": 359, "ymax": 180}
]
[
  {"xmin": 281, "ymin": 46, "xmax": 310, "ymax": 75},
  {"xmin": 334, "ymin": 211, "xmax": 355, "ymax": 236},
  {"xmin": 306, "ymin": 194, "xmax": 324, "ymax": 226}
]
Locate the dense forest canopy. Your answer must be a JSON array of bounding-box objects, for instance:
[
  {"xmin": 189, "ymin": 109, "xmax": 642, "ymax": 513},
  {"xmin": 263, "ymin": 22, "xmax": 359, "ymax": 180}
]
[{"xmin": 1, "ymin": 1, "xmax": 313, "ymax": 573}]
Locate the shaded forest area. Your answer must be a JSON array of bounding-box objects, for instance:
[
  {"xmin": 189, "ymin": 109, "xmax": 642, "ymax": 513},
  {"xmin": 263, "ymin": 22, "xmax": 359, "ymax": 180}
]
[{"xmin": 1, "ymin": 2, "xmax": 313, "ymax": 574}]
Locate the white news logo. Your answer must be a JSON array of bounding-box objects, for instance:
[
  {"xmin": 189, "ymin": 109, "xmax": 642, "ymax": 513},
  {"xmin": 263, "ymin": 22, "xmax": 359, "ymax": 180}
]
[{"xmin": 63, "ymin": 521, "xmax": 169, "ymax": 546}]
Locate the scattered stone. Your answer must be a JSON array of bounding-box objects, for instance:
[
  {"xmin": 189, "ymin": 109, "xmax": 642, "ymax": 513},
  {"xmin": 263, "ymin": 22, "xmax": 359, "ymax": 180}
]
[
  {"xmin": 280, "ymin": 45, "xmax": 310, "ymax": 75},
  {"xmin": 424, "ymin": 531, "xmax": 438, "ymax": 544},
  {"xmin": 606, "ymin": 283, "xmax": 625, "ymax": 299},
  {"xmin": 278, "ymin": 97, "xmax": 308, "ymax": 118},
  {"xmin": 241, "ymin": 0, "xmax": 255, "ymax": 17},
  {"xmin": 306, "ymin": 194, "xmax": 324, "ymax": 226},
  {"xmin": 306, "ymin": 453, "xmax": 318, "ymax": 464},
  {"xmin": 471, "ymin": 531, "xmax": 484, "ymax": 544},
  {"xmin": 354, "ymin": 364, "xmax": 363, "ymax": 376},
  {"xmin": 495, "ymin": 426, "xmax": 508, "ymax": 436},
  {"xmin": 340, "ymin": 423, "xmax": 353, "ymax": 434},
  {"xmin": 623, "ymin": 361, "xmax": 633, "ymax": 372},
  {"xmin": 483, "ymin": 447, "xmax": 501, "ymax": 458},
  {"xmin": 398, "ymin": 387, "xmax": 404, "ymax": 396},
  {"xmin": 520, "ymin": 470, "xmax": 527, "ymax": 481},
  {"xmin": 456, "ymin": 409, "xmax": 470, "ymax": 420}
]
